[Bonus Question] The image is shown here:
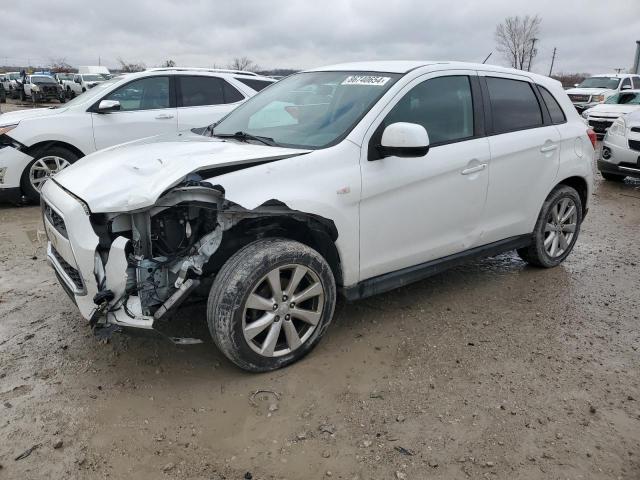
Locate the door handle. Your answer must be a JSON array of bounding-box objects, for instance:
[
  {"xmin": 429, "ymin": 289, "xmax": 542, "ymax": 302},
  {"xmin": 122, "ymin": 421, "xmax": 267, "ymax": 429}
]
[
  {"xmin": 461, "ymin": 163, "xmax": 487, "ymax": 175},
  {"xmin": 540, "ymin": 144, "xmax": 558, "ymax": 153},
  {"xmin": 155, "ymin": 114, "xmax": 174, "ymax": 120}
]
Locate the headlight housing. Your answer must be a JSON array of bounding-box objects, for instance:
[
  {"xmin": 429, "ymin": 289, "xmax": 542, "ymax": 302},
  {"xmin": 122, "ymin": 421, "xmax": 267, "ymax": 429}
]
[
  {"xmin": 581, "ymin": 109, "xmax": 590, "ymax": 119},
  {"xmin": 608, "ymin": 118, "xmax": 626, "ymax": 137},
  {"xmin": 592, "ymin": 94, "xmax": 605, "ymax": 103},
  {"xmin": 0, "ymin": 124, "xmax": 17, "ymax": 136}
]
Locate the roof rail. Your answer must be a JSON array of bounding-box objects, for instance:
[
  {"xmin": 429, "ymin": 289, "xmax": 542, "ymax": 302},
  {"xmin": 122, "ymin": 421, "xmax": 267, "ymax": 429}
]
[{"xmin": 146, "ymin": 67, "xmax": 260, "ymax": 77}]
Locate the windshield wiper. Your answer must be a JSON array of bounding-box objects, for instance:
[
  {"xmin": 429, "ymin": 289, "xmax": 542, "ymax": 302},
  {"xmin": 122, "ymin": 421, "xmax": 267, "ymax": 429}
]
[{"xmin": 214, "ymin": 131, "xmax": 277, "ymax": 147}]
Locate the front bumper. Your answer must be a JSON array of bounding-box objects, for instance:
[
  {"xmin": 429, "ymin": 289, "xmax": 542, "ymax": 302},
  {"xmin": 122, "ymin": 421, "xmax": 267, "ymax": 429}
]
[
  {"xmin": 0, "ymin": 145, "xmax": 34, "ymax": 199},
  {"xmin": 41, "ymin": 180, "xmax": 155, "ymax": 329},
  {"xmin": 572, "ymin": 102, "xmax": 599, "ymax": 113}
]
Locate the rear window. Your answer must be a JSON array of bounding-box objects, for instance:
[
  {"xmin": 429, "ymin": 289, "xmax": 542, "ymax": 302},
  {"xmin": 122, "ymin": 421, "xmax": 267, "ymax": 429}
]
[
  {"xmin": 234, "ymin": 77, "xmax": 274, "ymax": 92},
  {"xmin": 538, "ymin": 86, "xmax": 566, "ymax": 124},
  {"xmin": 486, "ymin": 77, "xmax": 543, "ymax": 134},
  {"xmin": 222, "ymin": 81, "xmax": 245, "ymax": 103}
]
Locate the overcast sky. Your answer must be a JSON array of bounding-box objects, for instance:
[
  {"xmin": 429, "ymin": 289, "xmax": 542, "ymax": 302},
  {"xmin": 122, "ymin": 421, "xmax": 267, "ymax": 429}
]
[{"xmin": 3, "ymin": 0, "xmax": 639, "ymax": 74}]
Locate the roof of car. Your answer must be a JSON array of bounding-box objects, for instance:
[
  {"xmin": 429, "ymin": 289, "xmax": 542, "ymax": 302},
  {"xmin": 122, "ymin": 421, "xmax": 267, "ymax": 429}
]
[
  {"xmin": 145, "ymin": 67, "xmax": 274, "ymax": 81},
  {"xmin": 592, "ymin": 73, "xmax": 638, "ymax": 78}
]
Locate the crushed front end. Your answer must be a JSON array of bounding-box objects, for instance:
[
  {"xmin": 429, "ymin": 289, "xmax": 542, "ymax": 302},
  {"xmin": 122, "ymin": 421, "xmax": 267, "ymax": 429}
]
[{"xmin": 41, "ymin": 178, "xmax": 232, "ymax": 332}]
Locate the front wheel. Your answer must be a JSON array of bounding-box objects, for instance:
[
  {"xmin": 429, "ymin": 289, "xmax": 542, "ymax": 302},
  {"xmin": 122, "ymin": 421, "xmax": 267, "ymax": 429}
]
[
  {"xmin": 207, "ymin": 238, "xmax": 336, "ymax": 372},
  {"xmin": 517, "ymin": 185, "xmax": 583, "ymax": 268},
  {"xmin": 20, "ymin": 146, "xmax": 79, "ymax": 202}
]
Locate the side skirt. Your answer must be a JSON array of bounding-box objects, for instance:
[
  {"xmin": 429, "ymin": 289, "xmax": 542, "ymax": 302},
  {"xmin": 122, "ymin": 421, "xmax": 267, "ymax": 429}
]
[{"xmin": 341, "ymin": 234, "xmax": 532, "ymax": 301}]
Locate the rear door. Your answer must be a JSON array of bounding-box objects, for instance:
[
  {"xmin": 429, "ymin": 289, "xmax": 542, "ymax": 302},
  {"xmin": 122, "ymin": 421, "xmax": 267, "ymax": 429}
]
[
  {"xmin": 478, "ymin": 73, "xmax": 561, "ymax": 244},
  {"xmin": 91, "ymin": 75, "xmax": 178, "ymax": 150},
  {"xmin": 175, "ymin": 75, "xmax": 246, "ymax": 130}
]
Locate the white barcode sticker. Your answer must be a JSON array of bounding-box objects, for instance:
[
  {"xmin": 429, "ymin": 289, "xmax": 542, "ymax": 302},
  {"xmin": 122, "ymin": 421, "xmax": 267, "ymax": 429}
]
[{"xmin": 341, "ymin": 75, "xmax": 391, "ymax": 86}]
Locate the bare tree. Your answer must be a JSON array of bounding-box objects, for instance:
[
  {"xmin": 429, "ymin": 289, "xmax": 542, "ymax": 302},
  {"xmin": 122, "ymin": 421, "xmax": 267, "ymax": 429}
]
[
  {"xmin": 49, "ymin": 57, "xmax": 73, "ymax": 72},
  {"xmin": 228, "ymin": 57, "xmax": 259, "ymax": 72},
  {"xmin": 117, "ymin": 57, "xmax": 146, "ymax": 73},
  {"xmin": 162, "ymin": 59, "xmax": 176, "ymax": 67},
  {"xmin": 495, "ymin": 15, "xmax": 542, "ymax": 70}
]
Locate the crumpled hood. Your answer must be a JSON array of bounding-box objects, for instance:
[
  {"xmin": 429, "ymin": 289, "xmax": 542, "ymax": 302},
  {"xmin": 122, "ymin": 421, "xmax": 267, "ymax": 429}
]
[
  {"xmin": 565, "ymin": 87, "xmax": 612, "ymax": 97},
  {"xmin": 0, "ymin": 107, "xmax": 67, "ymax": 124},
  {"xmin": 53, "ymin": 131, "xmax": 310, "ymax": 213},
  {"xmin": 586, "ymin": 104, "xmax": 640, "ymax": 117}
]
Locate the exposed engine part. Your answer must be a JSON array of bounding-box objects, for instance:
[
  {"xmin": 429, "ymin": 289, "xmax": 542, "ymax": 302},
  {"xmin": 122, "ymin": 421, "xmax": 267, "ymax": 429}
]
[
  {"xmin": 173, "ymin": 226, "xmax": 223, "ymax": 288},
  {"xmin": 153, "ymin": 278, "xmax": 200, "ymax": 320},
  {"xmin": 136, "ymin": 258, "xmax": 171, "ymax": 314}
]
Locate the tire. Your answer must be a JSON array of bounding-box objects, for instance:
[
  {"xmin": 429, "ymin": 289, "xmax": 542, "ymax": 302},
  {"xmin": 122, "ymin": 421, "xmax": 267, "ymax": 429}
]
[
  {"xmin": 600, "ymin": 172, "xmax": 626, "ymax": 182},
  {"xmin": 517, "ymin": 185, "xmax": 583, "ymax": 268},
  {"xmin": 207, "ymin": 238, "xmax": 336, "ymax": 372},
  {"xmin": 20, "ymin": 146, "xmax": 79, "ymax": 202}
]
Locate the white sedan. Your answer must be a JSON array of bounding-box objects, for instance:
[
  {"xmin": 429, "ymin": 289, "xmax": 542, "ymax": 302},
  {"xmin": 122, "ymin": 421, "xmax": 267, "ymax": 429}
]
[{"xmin": 0, "ymin": 68, "xmax": 274, "ymax": 202}]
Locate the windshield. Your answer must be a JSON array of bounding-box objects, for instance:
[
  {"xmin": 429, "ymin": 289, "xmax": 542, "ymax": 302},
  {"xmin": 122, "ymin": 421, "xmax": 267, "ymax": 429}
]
[
  {"xmin": 604, "ymin": 92, "xmax": 640, "ymax": 105},
  {"xmin": 213, "ymin": 71, "xmax": 401, "ymax": 149},
  {"xmin": 82, "ymin": 74, "xmax": 104, "ymax": 82},
  {"xmin": 8, "ymin": 73, "xmax": 20, "ymax": 80},
  {"xmin": 63, "ymin": 78, "xmax": 119, "ymax": 107},
  {"xmin": 32, "ymin": 76, "xmax": 56, "ymax": 84},
  {"xmin": 577, "ymin": 77, "xmax": 621, "ymax": 89}
]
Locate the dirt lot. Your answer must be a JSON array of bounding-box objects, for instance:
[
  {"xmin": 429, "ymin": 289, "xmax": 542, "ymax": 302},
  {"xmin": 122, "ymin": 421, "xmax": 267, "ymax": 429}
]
[{"xmin": 1, "ymin": 158, "xmax": 640, "ymax": 479}]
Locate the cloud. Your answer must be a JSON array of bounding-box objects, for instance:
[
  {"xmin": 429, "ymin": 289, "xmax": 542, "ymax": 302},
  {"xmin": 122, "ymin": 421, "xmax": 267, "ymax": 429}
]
[{"xmin": 2, "ymin": 0, "xmax": 639, "ymax": 74}]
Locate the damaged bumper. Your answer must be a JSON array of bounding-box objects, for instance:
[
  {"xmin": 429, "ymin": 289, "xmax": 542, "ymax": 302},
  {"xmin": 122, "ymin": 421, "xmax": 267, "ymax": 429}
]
[{"xmin": 0, "ymin": 144, "xmax": 33, "ymax": 194}]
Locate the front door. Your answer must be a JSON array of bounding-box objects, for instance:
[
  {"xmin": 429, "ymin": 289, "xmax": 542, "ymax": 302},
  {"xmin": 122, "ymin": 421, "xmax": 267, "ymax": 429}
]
[
  {"xmin": 92, "ymin": 75, "xmax": 177, "ymax": 150},
  {"xmin": 359, "ymin": 72, "xmax": 490, "ymax": 280}
]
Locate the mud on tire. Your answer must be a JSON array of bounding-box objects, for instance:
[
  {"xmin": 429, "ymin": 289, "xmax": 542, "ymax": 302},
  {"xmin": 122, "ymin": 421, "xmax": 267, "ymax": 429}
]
[
  {"xmin": 517, "ymin": 185, "xmax": 583, "ymax": 268},
  {"xmin": 207, "ymin": 238, "xmax": 337, "ymax": 372}
]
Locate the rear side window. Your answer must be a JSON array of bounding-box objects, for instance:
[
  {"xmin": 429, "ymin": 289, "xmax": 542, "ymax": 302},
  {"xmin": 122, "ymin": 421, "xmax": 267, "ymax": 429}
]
[
  {"xmin": 485, "ymin": 77, "xmax": 543, "ymax": 134},
  {"xmin": 234, "ymin": 77, "xmax": 274, "ymax": 92},
  {"xmin": 179, "ymin": 76, "xmax": 224, "ymax": 107},
  {"xmin": 538, "ymin": 86, "xmax": 566, "ymax": 124},
  {"xmin": 621, "ymin": 78, "xmax": 632, "ymax": 90},
  {"xmin": 222, "ymin": 81, "xmax": 244, "ymax": 103},
  {"xmin": 633, "ymin": 77, "xmax": 640, "ymax": 89}
]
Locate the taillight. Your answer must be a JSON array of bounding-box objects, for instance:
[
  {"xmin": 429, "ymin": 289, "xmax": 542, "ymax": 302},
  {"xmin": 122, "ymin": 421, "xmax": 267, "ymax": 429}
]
[{"xmin": 587, "ymin": 128, "xmax": 597, "ymax": 149}]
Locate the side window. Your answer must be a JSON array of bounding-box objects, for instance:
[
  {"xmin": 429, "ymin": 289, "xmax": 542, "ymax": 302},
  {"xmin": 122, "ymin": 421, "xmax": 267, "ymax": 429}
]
[
  {"xmin": 178, "ymin": 76, "xmax": 224, "ymax": 107},
  {"xmin": 621, "ymin": 78, "xmax": 632, "ymax": 90},
  {"xmin": 234, "ymin": 77, "xmax": 274, "ymax": 92},
  {"xmin": 222, "ymin": 81, "xmax": 245, "ymax": 103},
  {"xmin": 633, "ymin": 77, "xmax": 640, "ymax": 89},
  {"xmin": 104, "ymin": 76, "xmax": 170, "ymax": 111},
  {"xmin": 382, "ymin": 75, "xmax": 474, "ymax": 145},
  {"xmin": 485, "ymin": 77, "xmax": 542, "ymax": 134},
  {"xmin": 538, "ymin": 86, "xmax": 566, "ymax": 124}
]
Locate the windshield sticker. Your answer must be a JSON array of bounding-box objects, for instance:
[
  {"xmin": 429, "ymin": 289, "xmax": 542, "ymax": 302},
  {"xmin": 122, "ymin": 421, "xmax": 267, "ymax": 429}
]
[{"xmin": 342, "ymin": 75, "xmax": 391, "ymax": 86}]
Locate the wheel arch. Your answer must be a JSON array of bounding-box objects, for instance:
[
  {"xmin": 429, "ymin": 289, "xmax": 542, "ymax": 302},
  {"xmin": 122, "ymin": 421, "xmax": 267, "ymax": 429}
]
[
  {"xmin": 207, "ymin": 210, "xmax": 344, "ymax": 287},
  {"xmin": 556, "ymin": 175, "xmax": 589, "ymax": 215},
  {"xmin": 24, "ymin": 140, "xmax": 85, "ymax": 160}
]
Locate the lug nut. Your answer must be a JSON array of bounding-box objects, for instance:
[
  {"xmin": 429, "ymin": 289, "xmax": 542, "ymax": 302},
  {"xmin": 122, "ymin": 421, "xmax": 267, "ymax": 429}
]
[
  {"xmin": 273, "ymin": 304, "xmax": 278, "ymax": 310},
  {"xmin": 275, "ymin": 315, "xmax": 280, "ymax": 322},
  {"xmin": 282, "ymin": 294, "xmax": 288, "ymax": 301},
  {"xmin": 285, "ymin": 314, "xmax": 291, "ymax": 320},
  {"xmin": 290, "ymin": 302, "xmax": 295, "ymax": 308}
]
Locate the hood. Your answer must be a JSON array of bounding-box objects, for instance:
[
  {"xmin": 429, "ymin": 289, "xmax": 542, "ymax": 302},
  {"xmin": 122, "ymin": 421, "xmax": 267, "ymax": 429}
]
[
  {"xmin": 586, "ymin": 104, "xmax": 640, "ymax": 117},
  {"xmin": 53, "ymin": 131, "xmax": 311, "ymax": 213},
  {"xmin": 566, "ymin": 87, "xmax": 612, "ymax": 96},
  {"xmin": 0, "ymin": 107, "xmax": 67, "ymax": 124}
]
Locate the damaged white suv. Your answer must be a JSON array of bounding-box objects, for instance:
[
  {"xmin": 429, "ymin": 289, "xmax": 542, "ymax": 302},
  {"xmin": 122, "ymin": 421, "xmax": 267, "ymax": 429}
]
[{"xmin": 41, "ymin": 61, "xmax": 594, "ymax": 371}]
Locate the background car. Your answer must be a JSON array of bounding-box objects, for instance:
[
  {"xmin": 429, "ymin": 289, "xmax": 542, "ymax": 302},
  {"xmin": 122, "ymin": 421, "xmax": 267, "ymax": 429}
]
[
  {"xmin": 0, "ymin": 82, "xmax": 6, "ymax": 104},
  {"xmin": 599, "ymin": 110, "xmax": 640, "ymax": 181},
  {"xmin": 582, "ymin": 89, "xmax": 640, "ymax": 136},
  {"xmin": 66, "ymin": 73, "xmax": 107, "ymax": 98},
  {"xmin": 0, "ymin": 68, "xmax": 275, "ymax": 203},
  {"xmin": 566, "ymin": 73, "xmax": 640, "ymax": 113},
  {"xmin": 1, "ymin": 72, "xmax": 21, "ymax": 99},
  {"xmin": 20, "ymin": 74, "xmax": 66, "ymax": 103}
]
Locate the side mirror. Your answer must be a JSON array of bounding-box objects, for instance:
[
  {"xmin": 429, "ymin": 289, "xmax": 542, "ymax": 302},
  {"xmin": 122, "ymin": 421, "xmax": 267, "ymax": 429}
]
[
  {"xmin": 97, "ymin": 99, "xmax": 121, "ymax": 113},
  {"xmin": 378, "ymin": 122, "xmax": 430, "ymax": 158}
]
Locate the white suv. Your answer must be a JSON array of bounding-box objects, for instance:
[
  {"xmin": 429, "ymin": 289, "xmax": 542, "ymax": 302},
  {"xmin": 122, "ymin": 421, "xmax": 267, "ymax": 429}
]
[
  {"xmin": 40, "ymin": 61, "xmax": 594, "ymax": 371},
  {"xmin": 0, "ymin": 68, "xmax": 275, "ymax": 202}
]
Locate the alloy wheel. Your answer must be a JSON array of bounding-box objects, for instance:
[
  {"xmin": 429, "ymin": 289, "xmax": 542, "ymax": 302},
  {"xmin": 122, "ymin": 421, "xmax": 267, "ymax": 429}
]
[
  {"xmin": 242, "ymin": 264, "xmax": 324, "ymax": 357},
  {"xmin": 543, "ymin": 197, "xmax": 578, "ymax": 258},
  {"xmin": 29, "ymin": 156, "xmax": 71, "ymax": 192}
]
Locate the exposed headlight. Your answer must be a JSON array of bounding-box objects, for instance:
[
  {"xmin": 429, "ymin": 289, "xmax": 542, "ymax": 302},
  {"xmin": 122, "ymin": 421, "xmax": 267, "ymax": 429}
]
[
  {"xmin": 0, "ymin": 124, "xmax": 17, "ymax": 135},
  {"xmin": 608, "ymin": 118, "xmax": 626, "ymax": 137},
  {"xmin": 0, "ymin": 167, "xmax": 6, "ymax": 184},
  {"xmin": 592, "ymin": 94, "xmax": 605, "ymax": 103},
  {"xmin": 581, "ymin": 110, "xmax": 590, "ymax": 119}
]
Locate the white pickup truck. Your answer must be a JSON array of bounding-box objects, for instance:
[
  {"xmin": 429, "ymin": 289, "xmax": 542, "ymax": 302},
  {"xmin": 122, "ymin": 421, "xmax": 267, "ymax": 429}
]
[
  {"xmin": 565, "ymin": 74, "xmax": 640, "ymax": 113},
  {"xmin": 66, "ymin": 73, "xmax": 107, "ymax": 98}
]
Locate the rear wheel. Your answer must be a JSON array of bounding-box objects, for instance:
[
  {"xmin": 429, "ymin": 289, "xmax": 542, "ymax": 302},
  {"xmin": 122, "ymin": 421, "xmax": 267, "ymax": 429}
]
[
  {"xmin": 517, "ymin": 185, "xmax": 583, "ymax": 268},
  {"xmin": 600, "ymin": 172, "xmax": 626, "ymax": 182},
  {"xmin": 207, "ymin": 238, "xmax": 336, "ymax": 372},
  {"xmin": 20, "ymin": 146, "xmax": 79, "ymax": 202}
]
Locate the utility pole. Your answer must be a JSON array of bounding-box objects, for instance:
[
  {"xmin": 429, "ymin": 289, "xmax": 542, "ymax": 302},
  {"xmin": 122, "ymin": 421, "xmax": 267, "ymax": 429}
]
[
  {"xmin": 527, "ymin": 38, "xmax": 538, "ymax": 71},
  {"xmin": 548, "ymin": 47, "xmax": 557, "ymax": 76}
]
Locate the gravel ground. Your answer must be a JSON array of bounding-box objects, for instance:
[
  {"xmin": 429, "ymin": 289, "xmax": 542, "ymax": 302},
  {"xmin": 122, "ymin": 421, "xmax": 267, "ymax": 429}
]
[{"xmin": 0, "ymin": 149, "xmax": 639, "ymax": 479}]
